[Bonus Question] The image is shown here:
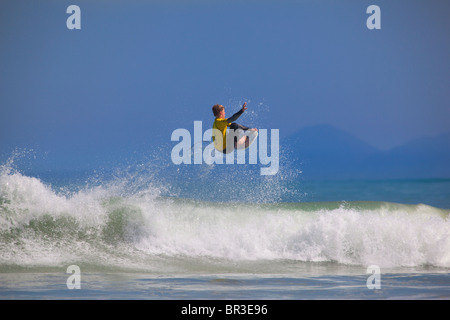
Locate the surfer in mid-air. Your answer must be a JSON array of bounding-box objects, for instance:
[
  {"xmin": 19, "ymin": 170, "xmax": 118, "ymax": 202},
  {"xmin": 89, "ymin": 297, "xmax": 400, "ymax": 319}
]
[{"xmin": 212, "ymin": 102, "xmax": 258, "ymax": 154}]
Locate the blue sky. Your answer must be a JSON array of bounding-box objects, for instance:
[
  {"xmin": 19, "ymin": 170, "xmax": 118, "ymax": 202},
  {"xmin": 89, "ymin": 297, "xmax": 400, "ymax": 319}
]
[{"xmin": 1, "ymin": 0, "xmax": 449, "ymax": 169}]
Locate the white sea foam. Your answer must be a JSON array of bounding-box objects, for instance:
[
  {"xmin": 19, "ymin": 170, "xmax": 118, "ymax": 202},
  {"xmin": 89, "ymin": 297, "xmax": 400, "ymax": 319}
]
[{"xmin": 1, "ymin": 159, "xmax": 449, "ymax": 272}]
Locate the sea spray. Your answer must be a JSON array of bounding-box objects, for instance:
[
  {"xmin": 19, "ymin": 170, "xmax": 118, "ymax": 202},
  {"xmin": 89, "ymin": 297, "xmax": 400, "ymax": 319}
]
[{"xmin": 1, "ymin": 154, "xmax": 449, "ymax": 273}]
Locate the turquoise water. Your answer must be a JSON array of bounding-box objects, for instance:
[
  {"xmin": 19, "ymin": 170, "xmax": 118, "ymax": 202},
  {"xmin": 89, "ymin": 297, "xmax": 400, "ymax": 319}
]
[
  {"xmin": 1, "ymin": 158, "xmax": 449, "ymax": 300},
  {"xmin": 296, "ymin": 179, "xmax": 450, "ymax": 209}
]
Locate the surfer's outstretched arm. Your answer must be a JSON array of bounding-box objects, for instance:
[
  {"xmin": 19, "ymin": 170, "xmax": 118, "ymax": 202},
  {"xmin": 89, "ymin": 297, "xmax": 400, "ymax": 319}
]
[
  {"xmin": 227, "ymin": 109, "xmax": 244, "ymax": 123},
  {"xmin": 226, "ymin": 102, "xmax": 247, "ymax": 123}
]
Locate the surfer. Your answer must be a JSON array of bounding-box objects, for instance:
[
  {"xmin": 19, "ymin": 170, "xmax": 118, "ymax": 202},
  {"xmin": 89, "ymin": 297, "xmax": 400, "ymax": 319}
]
[{"xmin": 212, "ymin": 102, "xmax": 258, "ymax": 154}]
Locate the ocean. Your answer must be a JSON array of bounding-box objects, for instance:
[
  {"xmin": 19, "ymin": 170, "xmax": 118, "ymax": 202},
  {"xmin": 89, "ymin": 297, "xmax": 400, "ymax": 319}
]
[{"xmin": 0, "ymin": 154, "xmax": 449, "ymax": 302}]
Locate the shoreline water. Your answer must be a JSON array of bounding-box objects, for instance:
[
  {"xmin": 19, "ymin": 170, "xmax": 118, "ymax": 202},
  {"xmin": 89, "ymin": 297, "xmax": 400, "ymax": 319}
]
[{"xmin": 1, "ymin": 271, "xmax": 449, "ymax": 300}]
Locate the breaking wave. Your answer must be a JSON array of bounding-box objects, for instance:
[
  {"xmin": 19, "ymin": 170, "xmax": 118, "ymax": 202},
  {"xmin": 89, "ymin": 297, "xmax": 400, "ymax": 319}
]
[{"xmin": 1, "ymin": 158, "xmax": 449, "ymax": 273}]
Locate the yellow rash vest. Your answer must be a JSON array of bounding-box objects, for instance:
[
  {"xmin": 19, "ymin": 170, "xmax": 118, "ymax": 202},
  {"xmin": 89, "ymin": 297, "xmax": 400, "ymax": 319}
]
[{"xmin": 212, "ymin": 109, "xmax": 244, "ymax": 153}]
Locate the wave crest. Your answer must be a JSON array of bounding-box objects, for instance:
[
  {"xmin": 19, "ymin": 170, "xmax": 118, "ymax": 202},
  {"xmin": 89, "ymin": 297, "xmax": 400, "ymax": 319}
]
[{"xmin": 1, "ymin": 159, "xmax": 449, "ymax": 272}]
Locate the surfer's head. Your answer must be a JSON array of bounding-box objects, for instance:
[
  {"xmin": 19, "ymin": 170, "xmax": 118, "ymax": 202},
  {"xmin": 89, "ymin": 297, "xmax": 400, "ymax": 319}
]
[{"xmin": 212, "ymin": 104, "xmax": 225, "ymax": 118}]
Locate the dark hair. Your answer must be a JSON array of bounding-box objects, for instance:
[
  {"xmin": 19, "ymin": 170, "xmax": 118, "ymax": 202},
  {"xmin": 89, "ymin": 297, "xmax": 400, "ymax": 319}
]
[{"xmin": 212, "ymin": 104, "xmax": 224, "ymax": 117}]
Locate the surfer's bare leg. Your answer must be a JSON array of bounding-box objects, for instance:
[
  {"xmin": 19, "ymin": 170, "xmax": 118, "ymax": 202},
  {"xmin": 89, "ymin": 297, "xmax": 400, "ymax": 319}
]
[
  {"xmin": 239, "ymin": 128, "xmax": 258, "ymax": 148},
  {"xmin": 230, "ymin": 126, "xmax": 258, "ymax": 150},
  {"xmin": 235, "ymin": 134, "xmax": 248, "ymax": 150}
]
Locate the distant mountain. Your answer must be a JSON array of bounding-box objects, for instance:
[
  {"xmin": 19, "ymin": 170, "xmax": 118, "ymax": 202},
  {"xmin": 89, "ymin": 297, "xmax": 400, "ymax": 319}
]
[
  {"xmin": 283, "ymin": 125, "xmax": 450, "ymax": 179},
  {"xmin": 365, "ymin": 132, "xmax": 450, "ymax": 179}
]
